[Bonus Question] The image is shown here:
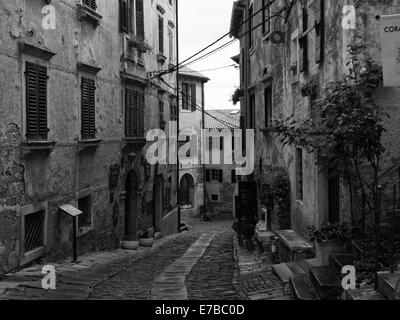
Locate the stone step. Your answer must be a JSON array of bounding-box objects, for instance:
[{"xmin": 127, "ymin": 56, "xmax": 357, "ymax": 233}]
[
  {"xmin": 377, "ymin": 271, "xmax": 400, "ymax": 300},
  {"xmin": 297, "ymin": 258, "xmax": 323, "ymax": 278},
  {"xmin": 329, "ymin": 253, "xmax": 356, "ymax": 274},
  {"xmin": 272, "ymin": 263, "xmax": 294, "ymax": 284},
  {"xmin": 286, "ymin": 262, "xmax": 307, "ymax": 276},
  {"xmin": 310, "ymin": 266, "xmax": 342, "ymax": 300},
  {"xmin": 290, "ymin": 275, "xmax": 319, "ymax": 300},
  {"xmin": 343, "ymin": 287, "xmax": 386, "ymax": 300}
]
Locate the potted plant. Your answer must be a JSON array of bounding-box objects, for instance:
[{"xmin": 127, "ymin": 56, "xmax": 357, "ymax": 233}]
[
  {"xmin": 139, "ymin": 228, "xmax": 155, "ymax": 248},
  {"xmin": 308, "ymin": 223, "xmax": 351, "ymax": 266}
]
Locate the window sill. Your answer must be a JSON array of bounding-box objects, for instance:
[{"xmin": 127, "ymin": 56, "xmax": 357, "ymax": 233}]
[
  {"xmin": 21, "ymin": 141, "xmax": 56, "ymax": 157},
  {"xmin": 77, "ymin": 139, "xmax": 102, "ymax": 153},
  {"xmin": 77, "ymin": 4, "xmax": 102, "ymax": 27}
]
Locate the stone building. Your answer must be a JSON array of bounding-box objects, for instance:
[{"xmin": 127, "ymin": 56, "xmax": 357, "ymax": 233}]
[
  {"xmin": 204, "ymin": 109, "xmax": 241, "ymax": 220},
  {"xmin": 0, "ymin": 0, "xmax": 179, "ymax": 274},
  {"xmin": 178, "ymin": 66, "xmax": 209, "ymax": 220},
  {"xmin": 230, "ymin": 0, "xmax": 400, "ymax": 236}
]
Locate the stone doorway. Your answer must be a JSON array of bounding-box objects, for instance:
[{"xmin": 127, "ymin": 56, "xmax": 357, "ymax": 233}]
[{"xmin": 125, "ymin": 170, "xmax": 139, "ymax": 241}]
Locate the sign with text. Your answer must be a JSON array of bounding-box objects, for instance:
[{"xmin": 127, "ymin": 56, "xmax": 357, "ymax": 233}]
[{"xmin": 380, "ymin": 14, "xmax": 400, "ymax": 86}]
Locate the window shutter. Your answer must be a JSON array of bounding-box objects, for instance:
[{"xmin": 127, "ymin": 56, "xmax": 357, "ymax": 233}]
[
  {"xmin": 314, "ymin": 0, "xmax": 324, "ymax": 64},
  {"xmin": 231, "ymin": 170, "xmax": 237, "ymax": 184},
  {"xmin": 26, "ymin": 62, "xmax": 48, "ymax": 141},
  {"xmin": 159, "ymin": 16, "xmax": 164, "ymax": 53},
  {"xmin": 219, "ymin": 170, "xmax": 223, "ymax": 183},
  {"xmin": 191, "ymin": 84, "xmax": 196, "ymax": 112},
  {"xmin": 81, "ymin": 77, "xmax": 96, "ymax": 140},
  {"xmin": 119, "ymin": 0, "xmax": 128, "ymax": 33},
  {"xmin": 136, "ymin": 0, "xmax": 145, "ymax": 40},
  {"xmin": 206, "ymin": 169, "xmax": 210, "ymax": 182},
  {"xmin": 298, "ymin": 6, "xmax": 308, "ymax": 72}
]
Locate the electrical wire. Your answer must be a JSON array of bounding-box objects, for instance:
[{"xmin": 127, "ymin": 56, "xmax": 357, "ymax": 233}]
[{"xmin": 150, "ymin": 0, "xmax": 279, "ymax": 79}]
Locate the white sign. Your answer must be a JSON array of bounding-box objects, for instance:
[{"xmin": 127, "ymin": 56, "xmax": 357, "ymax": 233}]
[{"xmin": 380, "ymin": 14, "xmax": 400, "ymax": 87}]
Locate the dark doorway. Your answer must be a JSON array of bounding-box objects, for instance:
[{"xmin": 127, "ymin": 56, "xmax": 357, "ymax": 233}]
[
  {"xmin": 328, "ymin": 172, "xmax": 340, "ymax": 224},
  {"xmin": 125, "ymin": 171, "xmax": 138, "ymax": 241},
  {"xmin": 179, "ymin": 174, "xmax": 195, "ymax": 206}
]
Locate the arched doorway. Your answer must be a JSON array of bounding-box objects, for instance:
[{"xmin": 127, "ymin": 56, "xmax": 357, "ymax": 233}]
[
  {"xmin": 179, "ymin": 174, "xmax": 195, "ymax": 206},
  {"xmin": 125, "ymin": 170, "xmax": 138, "ymax": 241}
]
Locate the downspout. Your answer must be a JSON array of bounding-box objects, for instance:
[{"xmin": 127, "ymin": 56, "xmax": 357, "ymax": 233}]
[{"xmin": 175, "ymin": 0, "xmax": 181, "ymax": 232}]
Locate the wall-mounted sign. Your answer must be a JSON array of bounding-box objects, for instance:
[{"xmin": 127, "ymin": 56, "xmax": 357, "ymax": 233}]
[{"xmin": 380, "ymin": 14, "xmax": 400, "ymax": 87}]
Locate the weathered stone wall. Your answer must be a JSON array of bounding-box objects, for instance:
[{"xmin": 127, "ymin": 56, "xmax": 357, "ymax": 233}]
[
  {"xmin": 0, "ymin": 0, "xmax": 178, "ymax": 273},
  {"xmin": 239, "ymin": 0, "xmax": 400, "ymax": 236}
]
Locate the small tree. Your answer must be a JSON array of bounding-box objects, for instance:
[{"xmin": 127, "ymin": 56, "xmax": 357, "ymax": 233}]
[{"xmin": 272, "ymin": 44, "xmax": 386, "ymax": 233}]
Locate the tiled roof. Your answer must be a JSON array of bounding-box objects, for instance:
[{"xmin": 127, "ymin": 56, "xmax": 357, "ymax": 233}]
[
  {"xmin": 204, "ymin": 109, "xmax": 240, "ymax": 129},
  {"xmin": 179, "ymin": 66, "xmax": 210, "ymax": 82}
]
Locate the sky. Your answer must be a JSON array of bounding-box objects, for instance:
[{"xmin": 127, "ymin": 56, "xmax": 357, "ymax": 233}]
[{"xmin": 179, "ymin": 0, "xmax": 240, "ymax": 111}]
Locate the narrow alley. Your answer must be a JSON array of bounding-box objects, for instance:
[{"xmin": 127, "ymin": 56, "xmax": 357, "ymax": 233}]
[{"xmin": 0, "ymin": 221, "xmax": 289, "ymax": 301}]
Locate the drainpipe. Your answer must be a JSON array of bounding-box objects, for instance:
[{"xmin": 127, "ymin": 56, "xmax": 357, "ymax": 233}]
[
  {"xmin": 202, "ymin": 81, "xmax": 206, "ymax": 215},
  {"xmin": 176, "ymin": 0, "xmax": 181, "ymax": 232}
]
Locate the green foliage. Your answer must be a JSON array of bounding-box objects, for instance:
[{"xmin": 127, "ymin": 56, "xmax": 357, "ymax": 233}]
[
  {"xmin": 307, "ymin": 223, "xmax": 351, "ymax": 242},
  {"xmin": 272, "ymin": 45, "xmax": 385, "ymax": 189}
]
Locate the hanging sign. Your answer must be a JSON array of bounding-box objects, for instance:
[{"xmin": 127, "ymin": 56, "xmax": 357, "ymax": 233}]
[{"xmin": 380, "ymin": 14, "xmax": 400, "ymax": 87}]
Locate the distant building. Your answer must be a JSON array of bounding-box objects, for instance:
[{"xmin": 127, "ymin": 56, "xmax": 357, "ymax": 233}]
[
  {"xmin": 178, "ymin": 67, "xmax": 209, "ymax": 220},
  {"xmin": 204, "ymin": 109, "xmax": 240, "ymax": 220}
]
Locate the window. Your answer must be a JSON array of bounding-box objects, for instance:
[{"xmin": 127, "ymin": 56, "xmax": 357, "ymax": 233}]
[
  {"xmin": 249, "ymin": 93, "xmax": 255, "ymax": 129},
  {"xmin": 78, "ymin": 196, "xmax": 92, "ymax": 229},
  {"xmin": 231, "ymin": 170, "xmax": 242, "ymax": 183},
  {"xmin": 262, "ymin": 0, "xmax": 271, "ymax": 34},
  {"xmin": 136, "ymin": 0, "xmax": 145, "ymax": 39},
  {"xmin": 264, "ymin": 87, "xmax": 272, "ymax": 128},
  {"xmin": 296, "ymin": 148, "xmax": 304, "ymax": 201},
  {"xmin": 81, "ymin": 77, "xmax": 96, "ymax": 140},
  {"xmin": 211, "ymin": 194, "xmax": 220, "ymax": 202},
  {"xmin": 168, "ymin": 27, "xmax": 174, "ymax": 62},
  {"xmin": 119, "ymin": 0, "xmax": 144, "ymax": 38},
  {"xmin": 314, "ymin": 0, "xmax": 324, "ymax": 64},
  {"xmin": 169, "ymin": 0, "xmax": 173, "ymax": 6},
  {"xmin": 125, "ymin": 88, "xmax": 145, "ymax": 138},
  {"xmin": 159, "ymin": 16, "xmax": 164, "ymax": 54},
  {"xmin": 159, "ymin": 99, "xmax": 165, "ymax": 129},
  {"xmin": 24, "ymin": 210, "xmax": 45, "ymax": 253},
  {"xmin": 212, "ymin": 169, "xmax": 223, "ymax": 183},
  {"xmin": 119, "ymin": 0, "xmax": 133, "ymax": 33},
  {"xmin": 299, "ymin": 6, "xmax": 309, "ymax": 72},
  {"xmin": 82, "ymin": 0, "xmax": 97, "ymax": 11},
  {"xmin": 182, "ymin": 83, "xmax": 196, "ymax": 111},
  {"xmin": 25, "ymin": 62, "xmax": 49, "ymax": 141},
  {"xmin": 249, "ymin": 5, "xmax": 254, "ymax": 49}
]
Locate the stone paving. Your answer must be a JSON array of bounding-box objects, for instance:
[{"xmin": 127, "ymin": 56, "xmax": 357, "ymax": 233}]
[{"xmin": 0, "ymin": 220, "xmax": 290, "ymax": 300}]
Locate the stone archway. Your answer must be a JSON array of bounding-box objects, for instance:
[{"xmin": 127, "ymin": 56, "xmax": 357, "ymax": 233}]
[
  {"xmin": 125, "ymin": 170, "xmax": 139, "ymax": 241},
  {"xmin": 179, "ymin": 173, "xmax": 195, "ymax": 206}
]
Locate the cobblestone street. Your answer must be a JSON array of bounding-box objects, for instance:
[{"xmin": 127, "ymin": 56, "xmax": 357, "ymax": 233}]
[{"xmin": 0, "ymin": 221, "xmax": 289, "ymax": 300}]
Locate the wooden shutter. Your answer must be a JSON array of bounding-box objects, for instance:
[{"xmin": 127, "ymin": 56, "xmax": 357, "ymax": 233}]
[
  {"xmin": 191, "ymin": 84, "xmax": 196, "ymax": 112},
  {"xmin": 81, "ymin": 77, "xmax": 96, "ymax": 140},
  {"xmin": 136, "ymin": 0, "xmax": 145, "ymax": 40},
  {"xmin": 298, "ymin": 6, "xmax": 308, "ymax": 72},
  {"xmin": 120, "ymin": 0, "xmax": 128, "ymax": 32},
  {"xmin": 159, "ymin": 16, "xmax": 164, "ymax": 53},
  {"xmin": 206, "ymin": 169, "xmax": 210, "ymax": 182},
  {"xmin": 26, "ymin": 62, "xmax": 48, "ymax": 141},
  {"xmin": 314, "ymin": 0, "xmax": 324, "ymax": 64},
  {"xmin": 126, "ymin": 89, "xmax": 145, "ymax": 138}
]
